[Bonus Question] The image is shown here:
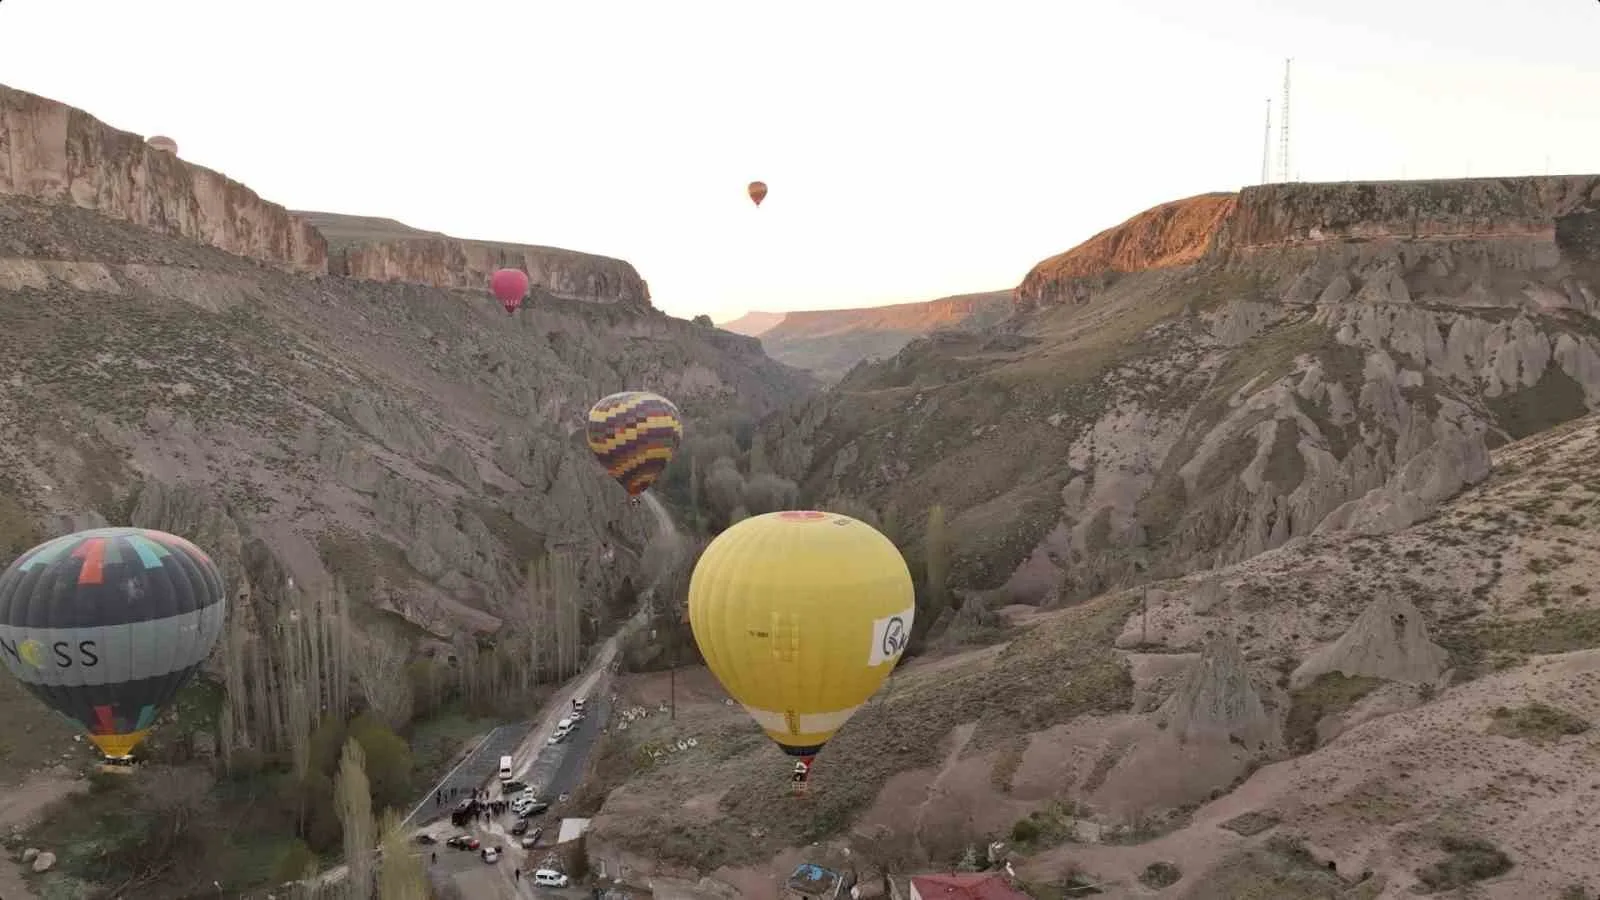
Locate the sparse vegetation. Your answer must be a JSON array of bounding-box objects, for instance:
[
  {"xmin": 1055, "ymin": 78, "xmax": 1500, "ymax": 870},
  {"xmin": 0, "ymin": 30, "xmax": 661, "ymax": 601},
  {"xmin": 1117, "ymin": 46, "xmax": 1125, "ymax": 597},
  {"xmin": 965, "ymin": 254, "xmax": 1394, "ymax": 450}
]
[
  {"xmin": 1413, "ymin": 834, "xmax": 1513, "ymax": 892},
  {"xmin": 1487, "ymin": 702, "xmax": 1590, "ymax": 742},
  {"xmin": 1139, "ymin": 861, "xmax": 1182, "ymax": 888},
  {"xmin": 1285, "ymin": 673, "xmax": 1384, "ymax": 754}
]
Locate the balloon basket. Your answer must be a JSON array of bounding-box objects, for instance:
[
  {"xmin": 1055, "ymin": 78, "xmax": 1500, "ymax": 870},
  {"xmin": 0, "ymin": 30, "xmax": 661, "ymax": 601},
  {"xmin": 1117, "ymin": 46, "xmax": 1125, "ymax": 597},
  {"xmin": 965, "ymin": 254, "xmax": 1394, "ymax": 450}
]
[{"xmin": 98, "ymin": 762, "xmax": 136, "ymax": 776}]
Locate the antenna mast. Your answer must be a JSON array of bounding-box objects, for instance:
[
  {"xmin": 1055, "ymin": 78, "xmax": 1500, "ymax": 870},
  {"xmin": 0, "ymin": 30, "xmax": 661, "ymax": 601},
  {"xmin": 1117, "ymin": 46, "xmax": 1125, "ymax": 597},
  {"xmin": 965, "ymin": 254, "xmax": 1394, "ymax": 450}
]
[
  {"xmin": 1260, "ymin": 98, "xmax": 1273, "ymax": 184},
  {"xmin": 1278, "ymin": 58, "xmax": 1292, "ymax": 183}
]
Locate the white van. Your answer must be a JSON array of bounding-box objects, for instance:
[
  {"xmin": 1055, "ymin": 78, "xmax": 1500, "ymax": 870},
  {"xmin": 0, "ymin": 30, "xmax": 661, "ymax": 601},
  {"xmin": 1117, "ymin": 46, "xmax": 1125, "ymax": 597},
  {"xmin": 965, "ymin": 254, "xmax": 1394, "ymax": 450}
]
[
  {"xmin": 498, "ymin": 755, "xmax": 513, "ymax": 781},
  {"xmin": 532, "ymin": 869, "xmax": 570, "ymax": 887}
]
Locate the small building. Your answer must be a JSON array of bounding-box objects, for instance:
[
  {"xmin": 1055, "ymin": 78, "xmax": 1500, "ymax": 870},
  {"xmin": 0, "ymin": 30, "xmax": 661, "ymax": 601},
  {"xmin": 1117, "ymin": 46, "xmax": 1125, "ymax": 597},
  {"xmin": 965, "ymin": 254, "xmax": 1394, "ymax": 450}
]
[
  {"xmin": 908, "ymin": 873, "xmax": 1030, "ymax": 900},
  {"xmin": 784, "ymin": 862, "xmax": 845, "ymax": 899},
  {"xmin": 557, "ymin": 816, "xmax": 592, "ymax": 845}
]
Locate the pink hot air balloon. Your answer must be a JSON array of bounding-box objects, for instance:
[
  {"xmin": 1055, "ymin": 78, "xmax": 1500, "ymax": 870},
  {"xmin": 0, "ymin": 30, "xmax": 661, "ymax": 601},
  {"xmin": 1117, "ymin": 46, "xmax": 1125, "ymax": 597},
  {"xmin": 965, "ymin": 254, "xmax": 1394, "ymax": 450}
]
[{"xmin": 490, "ymin": 268, "xmax": 529, "ymax": 315}]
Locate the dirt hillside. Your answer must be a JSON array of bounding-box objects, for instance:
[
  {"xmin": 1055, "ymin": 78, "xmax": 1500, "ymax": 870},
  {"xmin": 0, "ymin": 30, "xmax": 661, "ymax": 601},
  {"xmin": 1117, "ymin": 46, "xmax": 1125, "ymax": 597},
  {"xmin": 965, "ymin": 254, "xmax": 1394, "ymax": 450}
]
[
  {"xmin": 759, "ymin": 176, "xmax": 1600, "ymax": 613},
  {"xmin": 589, "ymin": 412, "xmax": 1600, "ymax": 898}
]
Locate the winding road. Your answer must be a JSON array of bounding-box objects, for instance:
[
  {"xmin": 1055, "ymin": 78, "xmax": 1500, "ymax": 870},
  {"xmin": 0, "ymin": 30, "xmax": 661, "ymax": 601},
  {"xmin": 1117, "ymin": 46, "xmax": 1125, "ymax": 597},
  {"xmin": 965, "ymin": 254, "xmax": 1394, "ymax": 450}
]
[{"xmin": 318, "ymin": 493, "xmax": 684, "ymax": 898}]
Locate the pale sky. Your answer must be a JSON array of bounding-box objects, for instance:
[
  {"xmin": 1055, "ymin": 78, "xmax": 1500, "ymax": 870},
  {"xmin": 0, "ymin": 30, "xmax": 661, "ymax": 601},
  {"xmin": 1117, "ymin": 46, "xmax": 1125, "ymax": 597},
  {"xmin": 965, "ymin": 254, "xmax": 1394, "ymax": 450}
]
[{"xmin": 2, "ymin": 1, "xmax": 1597, "ymax": 320}]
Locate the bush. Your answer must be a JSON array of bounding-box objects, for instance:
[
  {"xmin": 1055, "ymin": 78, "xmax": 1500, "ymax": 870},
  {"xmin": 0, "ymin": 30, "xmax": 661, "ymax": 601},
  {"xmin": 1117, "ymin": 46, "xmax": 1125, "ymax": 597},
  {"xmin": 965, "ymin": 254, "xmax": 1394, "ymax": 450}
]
[
  {"xmin": 272, "ymin": 838, "xmax": 317, "ymax": 883},
  {"xmin": 1010, "ymin": 818, "xmax": 1040, "ymax": 842},
  {"xmin": 1415, "ymin": 835, "xmax": 1512, "ymax": 891},
  {"xmin": 1139, "ymin": 861, "xmax": 1181, "ymax": 888}
]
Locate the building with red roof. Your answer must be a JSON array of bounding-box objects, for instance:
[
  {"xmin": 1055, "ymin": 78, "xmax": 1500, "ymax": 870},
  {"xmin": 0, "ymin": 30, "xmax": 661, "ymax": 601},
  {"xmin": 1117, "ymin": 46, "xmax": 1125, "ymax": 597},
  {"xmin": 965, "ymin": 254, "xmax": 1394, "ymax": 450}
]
[{"xmin": 908, "ymin": 872, "xmax": 1030, "ymax": 900}]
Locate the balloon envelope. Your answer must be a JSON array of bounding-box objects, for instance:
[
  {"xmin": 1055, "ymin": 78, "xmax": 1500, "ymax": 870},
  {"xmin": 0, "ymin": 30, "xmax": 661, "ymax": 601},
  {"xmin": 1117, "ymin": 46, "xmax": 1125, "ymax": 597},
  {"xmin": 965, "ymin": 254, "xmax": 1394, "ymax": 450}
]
[
  {"xmin": 688, "ymin": 511, "xmax": 914, "ymax": 765},
  {"xmin": 0, "ymin": 527, "xmax": 227, "ymax": 759},
  {"xmin": 490, "ymin": 268, "xmax": 529, "ymax": 313},
  {"xmin": 146, "ymin": 136, "xmax": 178, "ymax": 155},
  {"xmin": 748, "ymin": 181, "xmax": 768, "ymax": 207},
  {"xmin": 585, "ymin": 391, "xmax": 683, "ymax": 497}
]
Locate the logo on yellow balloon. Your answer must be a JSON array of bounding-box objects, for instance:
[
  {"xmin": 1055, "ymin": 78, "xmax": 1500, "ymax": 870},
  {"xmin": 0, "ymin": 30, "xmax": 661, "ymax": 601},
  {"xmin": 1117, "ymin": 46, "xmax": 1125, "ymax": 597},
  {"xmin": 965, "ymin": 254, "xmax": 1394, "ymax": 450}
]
[{"xmin": 16, "ymin": 640, "xmax": 44, "ymax": 668}]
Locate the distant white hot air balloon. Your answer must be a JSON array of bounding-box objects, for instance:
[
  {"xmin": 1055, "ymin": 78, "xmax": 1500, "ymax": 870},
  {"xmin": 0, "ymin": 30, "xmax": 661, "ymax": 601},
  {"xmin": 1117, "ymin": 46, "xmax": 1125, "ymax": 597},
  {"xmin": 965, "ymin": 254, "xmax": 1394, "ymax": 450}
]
[{"xmin": 146, "ymin": 136, "xmax": 178, "ymax": 156}]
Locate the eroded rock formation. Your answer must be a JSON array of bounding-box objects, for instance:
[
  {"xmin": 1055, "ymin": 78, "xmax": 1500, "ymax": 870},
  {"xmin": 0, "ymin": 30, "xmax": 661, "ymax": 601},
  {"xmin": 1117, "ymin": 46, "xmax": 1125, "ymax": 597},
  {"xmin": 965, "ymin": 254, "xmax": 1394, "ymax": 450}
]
[{"xmin": 0, "ymin": 84, "xmax": 327, "ymax": 272}]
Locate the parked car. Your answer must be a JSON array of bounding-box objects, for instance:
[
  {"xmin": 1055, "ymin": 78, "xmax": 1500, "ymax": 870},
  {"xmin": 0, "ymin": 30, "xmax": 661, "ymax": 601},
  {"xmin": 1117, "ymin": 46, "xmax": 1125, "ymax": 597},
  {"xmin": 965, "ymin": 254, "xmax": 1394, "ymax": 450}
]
[
  {"xmin": 414, "ymin": 833, "xmax": 437, "ymax": 845},
  {"xmin": 501, "ymin": 779, "xmax": 528, "ymax": 795},
  {"xmin": 445, "ymin": 835, "xmax": 479, "ymax": 851},
  {"xmin": 510, "ymin": 819, "xmax": 529, "ymax": 836},
  {"xmin": 482, "ymin": 846, "xmax": 501, "ymax": 863},
  {"xmin": 513, "ymin": 799, "xmax": 549, "ymax": 817},
  {"xmin": 532, "ymin": 869, "xmax": 570, "ymax": 887},
  {"xmin": 519, "ymin": 827, "xmax": 544, "ymax": 849}
]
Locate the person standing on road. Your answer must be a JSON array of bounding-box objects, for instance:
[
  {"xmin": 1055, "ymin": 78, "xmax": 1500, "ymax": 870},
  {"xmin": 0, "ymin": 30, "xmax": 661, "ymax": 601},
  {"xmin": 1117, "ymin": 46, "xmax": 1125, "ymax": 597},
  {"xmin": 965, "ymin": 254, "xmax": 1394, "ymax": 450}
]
[
  {"xmin": 514, "ymin": 868, "xmax": 521, "ymax": 881},
  {"xmin": 430, "ymin": 852, "xmax": 437, "ymax": 865}
]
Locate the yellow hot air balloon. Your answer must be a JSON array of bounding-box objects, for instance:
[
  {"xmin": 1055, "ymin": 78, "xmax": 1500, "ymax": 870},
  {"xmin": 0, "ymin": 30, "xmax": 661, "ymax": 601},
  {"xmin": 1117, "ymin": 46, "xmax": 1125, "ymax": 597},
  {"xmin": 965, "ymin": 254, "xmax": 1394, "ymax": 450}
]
[{"xmin": 688, "ymin": 510, "xmax": 914, "ymax": 793}]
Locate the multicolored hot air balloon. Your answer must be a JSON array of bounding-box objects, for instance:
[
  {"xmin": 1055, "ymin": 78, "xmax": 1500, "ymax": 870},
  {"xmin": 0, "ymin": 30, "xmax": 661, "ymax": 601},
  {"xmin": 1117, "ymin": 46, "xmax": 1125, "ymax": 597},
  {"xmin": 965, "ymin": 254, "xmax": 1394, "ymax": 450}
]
[
  {"xmin": 490, "ymin": 268, "xmax": 529, "ymax": 315},
  {"xmin": 0, "ymin": 527, "xmax": 227, "ymax": 761},
  {"xmin": 146, "ymin": 136, "xmax": 178, "ymax": 155},
  {"xmin": 687, "ymin": 511, "xmax": 914, "ymax": 793},
  {"xmin": 748, "ymin": 181, "xmax": 768, "ymax": 207},
  {"xmin": 585, "ymin": 391, "xmax": 683, "ymax": 505}
]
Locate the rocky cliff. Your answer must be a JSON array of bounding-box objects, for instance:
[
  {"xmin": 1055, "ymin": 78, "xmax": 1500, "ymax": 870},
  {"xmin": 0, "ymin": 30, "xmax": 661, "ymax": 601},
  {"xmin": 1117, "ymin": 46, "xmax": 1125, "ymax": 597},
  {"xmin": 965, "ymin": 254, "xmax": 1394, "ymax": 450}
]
[
  {"xmin": 721, "ymin": 291, "xmax": 1012, "ymax": 382},
  {"xmin": 0, "ymin": 193, "xmax": 808, "ymax": 645},
  {"xmin": 302, "ymin": 210, "xmax": 651, "ymax": 306},
  {"xmin": 0, "ymin": 84, "xmax": 327, "ymax": 273},
  {"xmin": 760, "ymin": 174, "xmax": 1600, "ymax": 611},
  {"xmin": 1015, "ymin": 192, "xmax": 1236, "ymax": 308},
  {"xmin": 0, "ymin": 82, "xmax": 653, "ymax": 304}
]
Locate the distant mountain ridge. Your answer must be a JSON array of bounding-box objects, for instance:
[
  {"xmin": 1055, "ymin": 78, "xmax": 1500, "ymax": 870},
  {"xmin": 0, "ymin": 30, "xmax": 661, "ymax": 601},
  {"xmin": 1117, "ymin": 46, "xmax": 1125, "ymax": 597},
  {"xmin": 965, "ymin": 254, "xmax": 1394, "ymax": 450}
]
[{"xmin": 719, "ymin": 291, "xmax": 1012, "ymax": 381}]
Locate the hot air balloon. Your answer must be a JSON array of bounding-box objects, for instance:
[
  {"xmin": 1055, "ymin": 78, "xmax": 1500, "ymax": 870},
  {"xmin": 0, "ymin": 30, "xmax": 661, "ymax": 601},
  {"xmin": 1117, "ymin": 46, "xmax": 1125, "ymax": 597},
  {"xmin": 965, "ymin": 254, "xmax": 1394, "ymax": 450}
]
[
  {"xmin": 687, "ymin": 511, "xmax": 914, "ymax": 793},
  {"xmin": 748, "ymin": 181, "xmax": 768, "ymax": 207},
  {"xmin": 490, "ymin": 268, "xmax": 529, "ymax": 315},
  {"xmin": 585, "ymin": 391, "xmax": 683, "ymax": 505},
  {"xmin": 0, "ymin": 527, "xmax": 227, "ymax": 763},
  {"xmin": 146, "ymin": 136, "xmax": 178, "ymax": 156}
]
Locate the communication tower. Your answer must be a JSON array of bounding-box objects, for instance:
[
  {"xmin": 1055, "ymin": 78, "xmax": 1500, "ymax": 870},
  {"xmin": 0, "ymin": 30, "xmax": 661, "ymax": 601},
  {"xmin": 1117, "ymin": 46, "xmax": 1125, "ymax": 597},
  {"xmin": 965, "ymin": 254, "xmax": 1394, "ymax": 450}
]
[{"xmin": 1278, "ymin": 58, "xmax": 1293, "ymax": 183}]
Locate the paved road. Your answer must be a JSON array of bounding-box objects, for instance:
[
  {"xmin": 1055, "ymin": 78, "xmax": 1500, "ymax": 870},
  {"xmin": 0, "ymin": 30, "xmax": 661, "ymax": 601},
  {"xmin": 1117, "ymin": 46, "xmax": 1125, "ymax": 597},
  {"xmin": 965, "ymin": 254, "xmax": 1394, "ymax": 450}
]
[
  {"xmin": 404, "ymin": 721, "xmax": 532, "ymax": 828},
  {"xmin": 419, "ymin": 615, "xmax": 641, "ymax": 899}
]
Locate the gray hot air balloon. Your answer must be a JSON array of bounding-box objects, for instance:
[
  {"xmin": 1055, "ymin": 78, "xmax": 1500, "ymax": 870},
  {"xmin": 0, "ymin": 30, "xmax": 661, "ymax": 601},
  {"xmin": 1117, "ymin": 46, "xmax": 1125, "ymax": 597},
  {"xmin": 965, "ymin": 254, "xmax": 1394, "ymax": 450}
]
[{"xmin": 0, "ymin": 527, "xmax": 226, "ymax": 760}]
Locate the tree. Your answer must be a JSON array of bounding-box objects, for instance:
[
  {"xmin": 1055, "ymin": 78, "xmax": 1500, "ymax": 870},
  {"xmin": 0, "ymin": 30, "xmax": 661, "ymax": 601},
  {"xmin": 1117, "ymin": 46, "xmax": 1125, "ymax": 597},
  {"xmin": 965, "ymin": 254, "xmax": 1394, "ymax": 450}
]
[
  {"xmin": 376, "ymin": 809, "xmax": 431, "ymax": 900},
  {"xmin": 742, "ymin": 473, "xmax": 798, "ymax": 515},
  {"xmin": 335, "ymin": 738, "xmax": 376, "ymax": 899},
  {"xmin": 853, "ymin": 826, "xmax": 920, "ymax": 898},
  {"xmin": 925, "ymin": 505, "xmax": 951, "ymax": 619},
  {"xmin": 748, "ymin": 437, "xmax": 769, "ymax": 474},
  {"xmin": 273, "ymin": 839, "xmax": 317, "ymax": 884},
  {"xmin": 348, "ymin": 713, "xmax": 414, "ymax": 812},
  {"xmin": 562, "ymin": 834, "xmax": 591, "ymax": 879},
  {"xmin": 351, "ymin": 629, "xmax": 414, "ymax": 730},
  {"xmin": 705, "ymin": 457, "xmax": 746, "ymax": 528},
  {"xmin": 692, "ymin": 314, "xmax": 713, "ymax": 326}
]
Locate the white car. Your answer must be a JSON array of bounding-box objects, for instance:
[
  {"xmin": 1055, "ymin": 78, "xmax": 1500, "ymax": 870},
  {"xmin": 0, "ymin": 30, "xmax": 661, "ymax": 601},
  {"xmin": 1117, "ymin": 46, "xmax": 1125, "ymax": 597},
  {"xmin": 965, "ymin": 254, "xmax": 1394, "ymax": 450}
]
[
  {"xmin": 547, "ymin": 727, "xmax": 571, "ymax": 745},
  {"xmin": 481, "ymin": 847, "xmax": 501, "ymax": 863},
  {"xmin": 532, "ymin": 869, "xmax": 570, "ymax": 887}
]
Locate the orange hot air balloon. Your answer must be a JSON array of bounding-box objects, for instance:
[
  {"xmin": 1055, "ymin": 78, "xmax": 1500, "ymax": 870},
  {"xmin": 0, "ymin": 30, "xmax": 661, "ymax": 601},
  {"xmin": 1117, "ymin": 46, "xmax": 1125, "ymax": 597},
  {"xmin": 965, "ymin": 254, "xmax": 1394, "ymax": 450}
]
[{"xmin": 748, "ymin": 181, "xmax": 768, "ymax": 207}]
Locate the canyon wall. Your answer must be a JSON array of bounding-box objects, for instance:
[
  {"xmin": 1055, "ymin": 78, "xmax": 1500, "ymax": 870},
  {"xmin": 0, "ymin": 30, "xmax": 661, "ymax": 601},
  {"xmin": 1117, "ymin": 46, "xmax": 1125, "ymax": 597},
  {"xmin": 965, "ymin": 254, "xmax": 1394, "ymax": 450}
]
[
  {"xmin": 1017, "ymin": 177, "xmax": 1600, "ymax": 309},
  {"xmin": 0, "ymin": 83, "xmax": 650, "ymax": 304},
  {"xmin": 0, "ymin": 84, "xmax": 326, "ymax": 272},
  {"xmin": 331, "ymin": 236, "xmax": 649, "ymax": 305}
]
